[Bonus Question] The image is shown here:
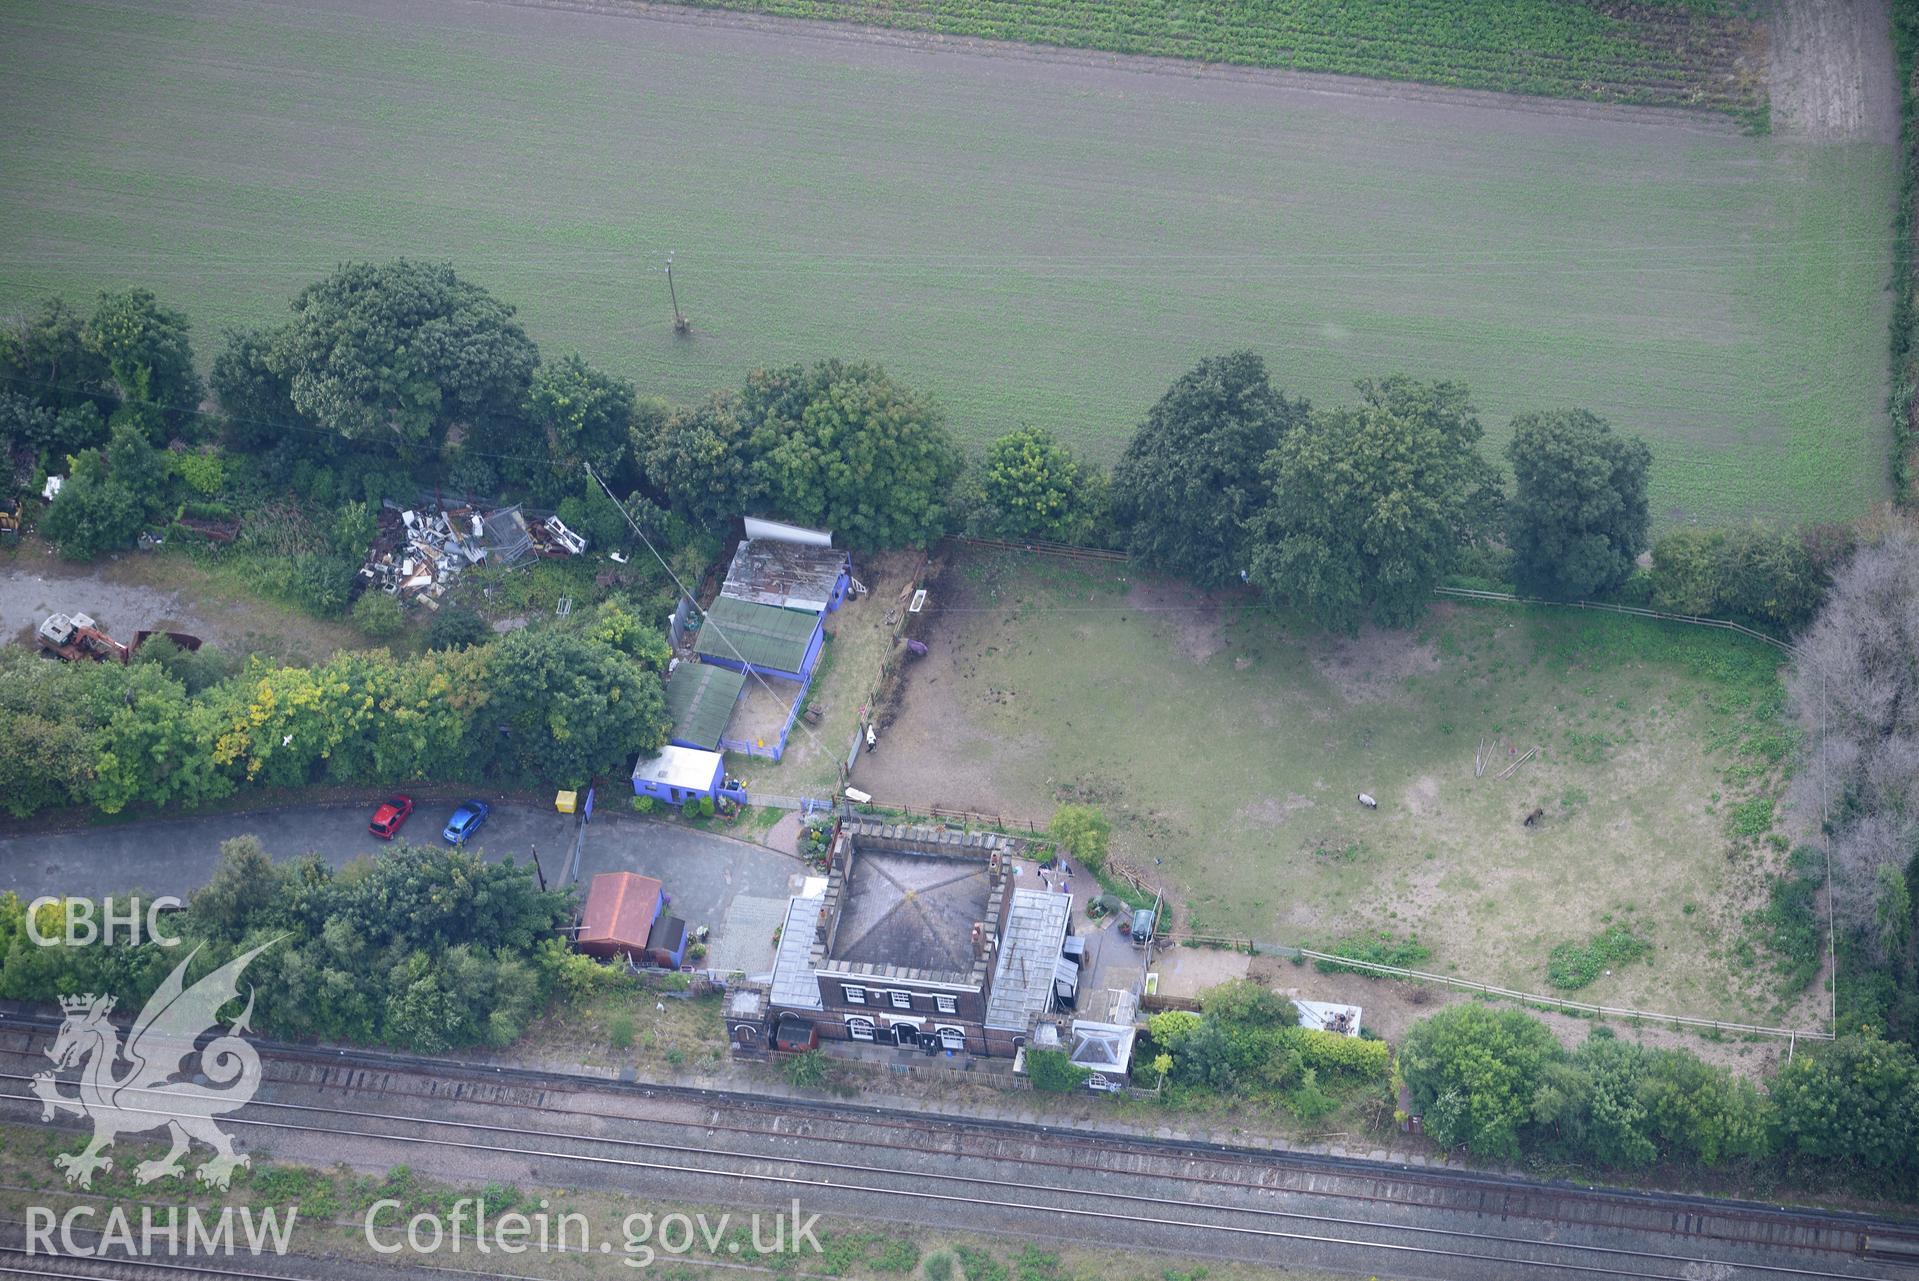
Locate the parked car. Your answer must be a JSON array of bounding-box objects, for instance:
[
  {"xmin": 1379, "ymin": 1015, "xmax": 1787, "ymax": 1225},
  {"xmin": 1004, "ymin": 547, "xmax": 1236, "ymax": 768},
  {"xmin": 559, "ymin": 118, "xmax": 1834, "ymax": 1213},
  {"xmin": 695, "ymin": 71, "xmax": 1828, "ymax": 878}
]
[
  {"xmin": 367, "ymin": 795, "xmax": 414, "ymax": 840},
  {"xmin": 1129, "ymin": 906, "xmax": 1158, "ymax": 944},
  {"xmin": 442, "ymin": 799, "xmax": 491, "ymax": 844}
]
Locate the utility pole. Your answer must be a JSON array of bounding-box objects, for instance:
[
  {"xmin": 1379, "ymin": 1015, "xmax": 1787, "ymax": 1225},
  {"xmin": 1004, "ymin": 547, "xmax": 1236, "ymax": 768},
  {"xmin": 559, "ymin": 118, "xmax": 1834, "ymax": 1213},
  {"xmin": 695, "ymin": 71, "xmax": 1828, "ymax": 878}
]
[{"xmin": 664, "ymin": 252, "xmax": 691, "ymax": 335}]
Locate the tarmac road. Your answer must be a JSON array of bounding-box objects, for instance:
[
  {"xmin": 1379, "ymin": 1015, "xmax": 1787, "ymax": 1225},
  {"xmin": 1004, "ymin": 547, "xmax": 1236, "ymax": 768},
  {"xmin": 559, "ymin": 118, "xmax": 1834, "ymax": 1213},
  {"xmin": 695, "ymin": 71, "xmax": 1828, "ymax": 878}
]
[{"xmin": 0, "ymin": 802, "xmax": 804, "ymax": 952}]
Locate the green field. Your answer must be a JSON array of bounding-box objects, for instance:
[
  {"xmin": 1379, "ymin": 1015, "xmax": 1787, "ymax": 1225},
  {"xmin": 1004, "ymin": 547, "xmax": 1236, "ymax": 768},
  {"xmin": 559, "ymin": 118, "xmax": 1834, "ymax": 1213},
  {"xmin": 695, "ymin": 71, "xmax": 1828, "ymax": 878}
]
[
  {"xmin": 856, "ymin": 553, "xmax": 1816, "ymax": 1027},
  {"xmin": 694, "ymin": 0, "xmax": 1765, "ymax": 110},
  {"xmin": 0, "ymin": 0, "xmax": 1895, "ymax": 522}
]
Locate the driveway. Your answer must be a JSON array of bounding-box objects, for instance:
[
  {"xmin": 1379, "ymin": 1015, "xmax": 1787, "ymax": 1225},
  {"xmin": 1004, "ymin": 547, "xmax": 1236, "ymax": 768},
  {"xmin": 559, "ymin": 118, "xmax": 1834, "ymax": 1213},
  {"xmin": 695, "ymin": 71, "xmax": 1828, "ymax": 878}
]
[
  {"xmin": 0, "ymin": 802, "xmax": 806, "ymax": 979},
  {"xmin": 572, "ymin": 814, "xmax": 809, "ymax": 978},
  {"xmin": 0, "ymin": 800, "xmax": 579, "ymax": 901}
]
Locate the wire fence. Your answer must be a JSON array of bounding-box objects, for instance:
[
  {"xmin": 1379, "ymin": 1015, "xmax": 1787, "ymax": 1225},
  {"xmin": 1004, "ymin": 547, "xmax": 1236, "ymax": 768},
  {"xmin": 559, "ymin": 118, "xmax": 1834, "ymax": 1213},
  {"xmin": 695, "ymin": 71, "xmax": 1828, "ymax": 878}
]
[
  {"xmin": 1431, "ymin": 587, "xmax": 1796, "ymax": 653},
  {"xmin": 1164, "ymin": 934, "xmax": 1831, "ymax": 1042}
]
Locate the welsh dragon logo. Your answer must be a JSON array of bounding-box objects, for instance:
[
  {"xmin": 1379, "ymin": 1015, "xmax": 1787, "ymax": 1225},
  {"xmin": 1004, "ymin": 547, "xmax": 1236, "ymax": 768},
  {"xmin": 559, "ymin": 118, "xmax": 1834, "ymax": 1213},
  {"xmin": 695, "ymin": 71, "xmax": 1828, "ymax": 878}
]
[{"xmin": 31, "ymin": 940, "xmax": 276, "ymax": 1190}]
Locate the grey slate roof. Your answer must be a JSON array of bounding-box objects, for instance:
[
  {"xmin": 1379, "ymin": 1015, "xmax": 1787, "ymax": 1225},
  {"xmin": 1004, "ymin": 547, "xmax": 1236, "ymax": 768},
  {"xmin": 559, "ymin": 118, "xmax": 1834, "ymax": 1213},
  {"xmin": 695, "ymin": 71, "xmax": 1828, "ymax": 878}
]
[
  {"xmin": 768, "ymin": 896, "xmax": 825, "ymax": 1010},
  {"xmin": 984, "ymin": 890, "xmax": 1072, "ymax": 1030},
  {"xmin": 831, "ymin": 852, "xmax": 991, "ymax": 977}
]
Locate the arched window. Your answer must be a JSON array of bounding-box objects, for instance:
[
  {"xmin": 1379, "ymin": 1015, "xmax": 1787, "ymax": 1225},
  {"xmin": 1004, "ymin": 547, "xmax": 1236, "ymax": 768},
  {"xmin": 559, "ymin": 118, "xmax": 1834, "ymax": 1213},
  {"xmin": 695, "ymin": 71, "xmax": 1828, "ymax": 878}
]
[{"xmin": 846, "ymin": 1016, "xmax": 876, "ymax": 1042}]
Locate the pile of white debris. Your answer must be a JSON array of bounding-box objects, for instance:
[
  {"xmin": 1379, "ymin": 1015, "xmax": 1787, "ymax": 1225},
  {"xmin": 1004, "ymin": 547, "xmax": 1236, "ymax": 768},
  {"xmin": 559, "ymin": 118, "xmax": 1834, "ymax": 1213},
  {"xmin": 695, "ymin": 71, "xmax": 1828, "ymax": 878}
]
[{"xmin": 359, "ymin": 501, "xmax": 587, "ymax": 608}]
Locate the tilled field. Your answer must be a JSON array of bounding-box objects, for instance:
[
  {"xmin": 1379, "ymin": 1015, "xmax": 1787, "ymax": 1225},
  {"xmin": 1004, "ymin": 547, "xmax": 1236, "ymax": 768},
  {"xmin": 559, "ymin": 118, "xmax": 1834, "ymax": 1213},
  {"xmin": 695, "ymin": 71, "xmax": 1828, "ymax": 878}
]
[{"xmin": 0, "ymin": 0, "xmax": 1896, "ymax": 522}]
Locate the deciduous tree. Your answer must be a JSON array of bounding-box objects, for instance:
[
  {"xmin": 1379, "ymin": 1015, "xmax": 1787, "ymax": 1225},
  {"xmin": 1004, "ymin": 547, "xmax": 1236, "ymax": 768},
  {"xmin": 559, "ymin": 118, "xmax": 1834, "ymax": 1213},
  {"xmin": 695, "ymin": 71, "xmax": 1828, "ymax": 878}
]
[
  {"xmin": 474, "ymin": 630, "xmax": 668, "ymax": 787},
  {"xmin": 1247, "ymin": 377, "xmax": 1501, "ymax": 632},
  {"xmin": 1505, "ymin": 409, "xmax": 1650, "ymax": 598},
  {"xmin": 260, "ymin": 261, "xmax": 538, "ymax": 451},
  {"xmin": 524, "ymin": 353, "xmax": 637, "ymax": 481},
  {"xmin": 1110, "ymin": 351, "xmax": 1305, "ymax": 587},
  {"xmin": 86, "ymin": 288, "xmax": 202, "ymax": 437},
  {"xmin": 644, "ymin": 392, "xmax": 767, "ymax": 529},
  {"xmin": 1400, "ymin": 1003, "xmax": 1559, "ymax": 1159},
  {"xmin": 1770, "ymin": 1033, "xmax": 1919, "ymax": 1172},
  {"xmin": 974, "ymin": 424, "xmax": 1105, "ymax": 544},
  {"xmin": 748, "ymin": 360, "xmax": 963, "ymax": 548}
]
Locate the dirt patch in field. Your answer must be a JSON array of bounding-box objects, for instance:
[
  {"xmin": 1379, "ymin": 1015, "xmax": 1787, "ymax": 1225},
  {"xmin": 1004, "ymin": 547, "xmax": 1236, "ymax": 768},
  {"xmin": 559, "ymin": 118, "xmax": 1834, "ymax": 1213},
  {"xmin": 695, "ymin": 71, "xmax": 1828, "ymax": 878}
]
[
  {"xmin": 1403, "ymin": 776, "xmax": 1440, "ymax": 818},
  {"xmin": 1768, "ymin": 0, "xmax": 1898, "ymax": 141},
  {"xmin": 1126, "ymin": 578, "xmax": 1224, "ymax": 665},
  {"xmin": 1240, "ymin": 794, "xmax": 1315, "ymax": 827},
  {"xmin": 1308, "ymin": 626, "xmax": 1441, "ymax": 704}
]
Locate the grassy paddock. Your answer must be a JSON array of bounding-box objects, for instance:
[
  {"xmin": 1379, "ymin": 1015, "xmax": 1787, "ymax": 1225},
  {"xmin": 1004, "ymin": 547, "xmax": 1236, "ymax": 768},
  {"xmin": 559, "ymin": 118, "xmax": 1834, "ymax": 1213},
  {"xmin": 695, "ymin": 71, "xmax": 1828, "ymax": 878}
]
[
  {"xmin": 855, "ymin": 552, "xmax": 1816, "ymax": 1028},
  {"xmin": 0, "ymin": 0, "xmax": 1894, "ymax": 524}
]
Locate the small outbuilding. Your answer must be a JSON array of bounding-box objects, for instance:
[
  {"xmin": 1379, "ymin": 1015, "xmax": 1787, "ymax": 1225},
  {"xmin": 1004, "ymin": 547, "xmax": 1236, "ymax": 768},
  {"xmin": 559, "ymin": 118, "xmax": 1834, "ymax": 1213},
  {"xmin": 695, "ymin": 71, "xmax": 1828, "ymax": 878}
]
[
  {"xmin": 577, "ymin": 872, "xmax": 688, "ymax": 969},
  {"xmin": 693, "ymin": 596, "xmax": 825, "ymax": 683},
  {"xmin": 721, "ymin": 538, "xmax": 851, "ymax": 616},
  {"xmin": 1068, "ymin": 1019, "xmax": 1137, "ymax": 1091},
  {"xmin": 664, "ymin": 662, "xmax": 749, "ymax": 751},
  {"xmin": 631, "ymin": 744, "xmax": 727, "ymax": 806}
]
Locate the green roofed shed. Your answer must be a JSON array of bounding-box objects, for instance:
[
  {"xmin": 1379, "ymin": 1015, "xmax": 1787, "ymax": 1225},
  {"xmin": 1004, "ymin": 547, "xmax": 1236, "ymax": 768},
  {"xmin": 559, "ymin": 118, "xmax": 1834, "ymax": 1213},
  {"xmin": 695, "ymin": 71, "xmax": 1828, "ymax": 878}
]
[
  {"xmin": 693, "ymin": 596, "xmax": 824, "ymax": 682},
  {"xmin": 665, "ymin": 662, "xmax": 748, "ymax": 751}
]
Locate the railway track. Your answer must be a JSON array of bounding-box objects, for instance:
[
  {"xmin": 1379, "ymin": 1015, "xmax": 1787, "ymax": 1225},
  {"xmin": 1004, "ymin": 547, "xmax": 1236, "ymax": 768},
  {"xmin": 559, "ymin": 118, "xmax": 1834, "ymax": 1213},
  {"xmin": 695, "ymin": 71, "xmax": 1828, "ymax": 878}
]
[{"xmin": 0, "ymin": 1016, "xmax": 1914, "ymax": 1281}]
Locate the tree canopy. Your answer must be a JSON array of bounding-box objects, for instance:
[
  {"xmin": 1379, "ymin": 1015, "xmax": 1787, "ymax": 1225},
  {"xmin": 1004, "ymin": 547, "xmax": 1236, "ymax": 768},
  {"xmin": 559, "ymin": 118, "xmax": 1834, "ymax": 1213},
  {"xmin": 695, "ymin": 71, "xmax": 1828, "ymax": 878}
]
[
  {"xmin": 1110, "ymin": 351, "xmax": 1305, "ymax": 587},
  {"xmin": 1247, "ymin": 377, "xmax": 1501, "ymax": 632},
  {"xmin": 475, "ymin": 628, "xmax": 669, "ymax": 788},
  {"xmin": 87, "ymin": 288, "xmax": 203, "ymax": 437},
  {"xmin": 519, "ymin": 352, "xmax": 637, "ymax": 491},
  {"xmin": 974, "ymin": 424, "xmax": 1104, "ymax": 544},
  {"xmin": 1786, "ymin": 528, "xmax": 1919, "ymax": 972},
  {"xmin": 644, "ymin": 391, "xmax": 767, "ymax": 530},
  {"xmin": 746, "ymin": 360, "xmax": 963, "ymax": 548},
  {"xmin": 1399, "ymin": 1003, "xmax": 1559, "ymax": 1159},
  {"xmin": 1505, "ymin": 409, "xmax": 1650, "ymax": 598},
  {"xmin": 256, "ymin": 260, "xmax": 538, "ymax": 450}
]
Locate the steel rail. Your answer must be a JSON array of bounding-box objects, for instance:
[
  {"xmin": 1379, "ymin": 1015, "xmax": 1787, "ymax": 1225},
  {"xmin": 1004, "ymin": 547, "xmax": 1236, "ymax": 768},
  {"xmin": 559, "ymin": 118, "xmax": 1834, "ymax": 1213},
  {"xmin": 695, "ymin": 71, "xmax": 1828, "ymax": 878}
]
[
  {"xmin": 0, "ymin": 1014, "xmax": 1907, "ymax": 1248},
  {"xmin": 0, "ymin": 1056, "xmax": 1888, "ymax": 1268},
  {"xmin": 0, "ymin": 1089, "xmax": 1891, "ymax": 1281}
]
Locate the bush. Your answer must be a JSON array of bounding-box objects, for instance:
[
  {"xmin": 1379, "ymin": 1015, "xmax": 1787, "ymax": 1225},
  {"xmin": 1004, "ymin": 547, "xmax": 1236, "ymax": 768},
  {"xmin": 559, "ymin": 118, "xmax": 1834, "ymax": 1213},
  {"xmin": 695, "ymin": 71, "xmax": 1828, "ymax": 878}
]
[
  {"xmin": 1047, "ymin": 803, "xmax": 1111, "ymax": 872},
  {"xmin": 699, "ymin": 795, "xmax": 715, "ymax": 818},
  {"xmin": 782, "ymin": 1049, "xmax": 830, "ymax": 1089},
  {"xmin": 608, "ymin": 1012, "xmax": 635, "ymax": 1050},
  {"xmin": 168, "ymin": 450, "xmax": 224, "ymax": 496},
  {"xmin": 681, "ymin": 797, "xmax": 700, "ymax": 819},
  {"xmin": 1026, "ymin": 1048, "xmax": 1091, "ymax": 1093},
  {"xmin": 256, "ymin": 552, "xmax": 358, "ymax": 616},
  {"xmin": 1649, "ymin": 524, "xmax": 1827, "ymax": 633},
  {"xmin": 1314, "ymin": 931, "xmax": 1430, "ymax": 975},
  {"xmin": 424, "ymin": 605, "xmax": 491, "ymax": 651},
  {"xmin": 1284, "ymin": 1027, "xmax": 1390, "ymax": 1079},
  {"xmin": 630, "ymin": 796, "xmax": 656, "ymax": 815},
  {"xmin": 1547, "ymin": 924, "xmax": 1651, "ymax": 991},
  {"xmin": 351, "ymin": 591, "xmax": 406, "ymax": 638}
]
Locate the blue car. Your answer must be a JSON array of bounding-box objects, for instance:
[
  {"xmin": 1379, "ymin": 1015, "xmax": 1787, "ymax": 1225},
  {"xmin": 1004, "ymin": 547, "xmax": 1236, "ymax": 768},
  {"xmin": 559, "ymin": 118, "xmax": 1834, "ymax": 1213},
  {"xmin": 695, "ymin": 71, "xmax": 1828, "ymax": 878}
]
[{"xmin": 442, "ymin": 799, "xmax": 490, "ymax": 844}]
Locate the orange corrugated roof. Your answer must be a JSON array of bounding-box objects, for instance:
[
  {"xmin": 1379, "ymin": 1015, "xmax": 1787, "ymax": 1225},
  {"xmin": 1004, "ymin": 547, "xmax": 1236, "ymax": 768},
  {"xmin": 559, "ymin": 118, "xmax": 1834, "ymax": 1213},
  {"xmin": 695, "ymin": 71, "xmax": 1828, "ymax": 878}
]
[{"xmin": 580, "ymin": 872, "xmax": 663, "ymax": 947}]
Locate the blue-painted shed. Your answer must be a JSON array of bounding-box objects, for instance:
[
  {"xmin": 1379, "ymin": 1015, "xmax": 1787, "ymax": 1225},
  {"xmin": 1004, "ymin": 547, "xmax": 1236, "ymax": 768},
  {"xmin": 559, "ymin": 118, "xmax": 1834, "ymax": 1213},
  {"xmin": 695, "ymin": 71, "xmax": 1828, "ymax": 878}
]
[
  {"xmin": 632, "ymin": 745, "xmax": 741, "ymax": 806},
  {"xmin": 693, "ymin": 596, "xmax": 825, "ymax": 684}
]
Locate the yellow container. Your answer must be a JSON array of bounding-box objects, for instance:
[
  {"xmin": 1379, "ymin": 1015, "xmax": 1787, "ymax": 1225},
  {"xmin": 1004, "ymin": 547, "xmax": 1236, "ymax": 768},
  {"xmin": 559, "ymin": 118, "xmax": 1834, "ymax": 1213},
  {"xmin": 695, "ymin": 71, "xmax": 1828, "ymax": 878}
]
[{"xmin": 554, "ymin": 790, "xmax": 578, "ymax": 814}]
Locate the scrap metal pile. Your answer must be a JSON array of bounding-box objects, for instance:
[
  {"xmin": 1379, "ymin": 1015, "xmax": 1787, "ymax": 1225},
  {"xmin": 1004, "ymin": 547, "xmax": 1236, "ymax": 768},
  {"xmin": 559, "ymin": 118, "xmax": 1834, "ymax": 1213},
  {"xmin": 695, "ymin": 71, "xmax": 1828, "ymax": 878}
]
[{"xmin": 358, "ymin": 501, "xmax": 587, "ymax": 608}]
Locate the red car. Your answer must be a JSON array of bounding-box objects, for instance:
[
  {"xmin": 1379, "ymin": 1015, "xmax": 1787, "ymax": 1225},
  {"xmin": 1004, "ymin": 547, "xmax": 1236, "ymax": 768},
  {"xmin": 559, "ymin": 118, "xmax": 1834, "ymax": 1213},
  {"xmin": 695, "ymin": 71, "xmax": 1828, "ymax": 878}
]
[{"xmin": 368, "ymin": 795, "xmax": 414, "ymax": 840}]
